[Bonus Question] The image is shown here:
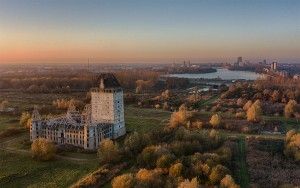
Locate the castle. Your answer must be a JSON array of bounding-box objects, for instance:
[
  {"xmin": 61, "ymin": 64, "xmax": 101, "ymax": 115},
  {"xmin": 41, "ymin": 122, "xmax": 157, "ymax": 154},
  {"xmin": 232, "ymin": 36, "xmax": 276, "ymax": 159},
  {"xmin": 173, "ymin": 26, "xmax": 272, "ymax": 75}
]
[{"xmin": 30, "ymin": 73, "xmax": 126, "ymax": 150}]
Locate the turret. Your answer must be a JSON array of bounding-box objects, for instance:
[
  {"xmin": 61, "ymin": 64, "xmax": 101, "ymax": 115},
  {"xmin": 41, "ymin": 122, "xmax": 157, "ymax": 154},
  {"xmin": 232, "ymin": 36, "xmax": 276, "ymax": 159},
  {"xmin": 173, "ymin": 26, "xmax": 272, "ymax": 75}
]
[{"xmin": 30, "ymin": 106, "xmax": 41, "ymax": 141}]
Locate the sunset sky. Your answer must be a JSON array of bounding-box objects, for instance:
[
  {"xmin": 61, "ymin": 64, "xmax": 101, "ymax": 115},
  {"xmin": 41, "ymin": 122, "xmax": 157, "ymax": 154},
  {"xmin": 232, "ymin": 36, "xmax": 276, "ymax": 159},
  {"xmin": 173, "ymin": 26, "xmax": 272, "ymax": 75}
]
[{"xmin": 0, "ymin": 0, "xmax": 299, "ymax": 63}]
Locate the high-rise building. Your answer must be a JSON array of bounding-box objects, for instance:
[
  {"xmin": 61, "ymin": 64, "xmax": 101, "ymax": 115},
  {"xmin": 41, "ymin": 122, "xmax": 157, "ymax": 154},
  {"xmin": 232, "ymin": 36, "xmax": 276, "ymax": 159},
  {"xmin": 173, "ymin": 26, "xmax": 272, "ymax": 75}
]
[
  {"xmin": 263, "ymin": 59, "xmax": 267, "ymax": 64},
  {"xmin": 236, "ymin": 57, "xmax": 242, "ymax": 66},
  {"xmin": 271, "ymin": 62, "xmax": 278, "ymax": 71}
]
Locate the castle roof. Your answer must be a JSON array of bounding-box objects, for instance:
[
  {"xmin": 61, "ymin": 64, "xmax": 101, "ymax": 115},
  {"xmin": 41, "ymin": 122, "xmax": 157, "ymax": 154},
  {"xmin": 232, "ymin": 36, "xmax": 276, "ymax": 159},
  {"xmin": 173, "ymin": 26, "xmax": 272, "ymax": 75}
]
[{"xmin": 97, "ymin": 73, "xmax": 121, "ymax": 89}]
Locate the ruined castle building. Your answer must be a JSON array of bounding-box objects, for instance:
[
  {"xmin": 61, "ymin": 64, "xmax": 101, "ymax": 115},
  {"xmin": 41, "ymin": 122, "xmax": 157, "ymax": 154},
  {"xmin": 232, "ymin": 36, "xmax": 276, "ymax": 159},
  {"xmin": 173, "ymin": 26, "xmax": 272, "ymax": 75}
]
[{"xmin": 30, "ymin": 73, "xmax": 126, "ymax": 150}]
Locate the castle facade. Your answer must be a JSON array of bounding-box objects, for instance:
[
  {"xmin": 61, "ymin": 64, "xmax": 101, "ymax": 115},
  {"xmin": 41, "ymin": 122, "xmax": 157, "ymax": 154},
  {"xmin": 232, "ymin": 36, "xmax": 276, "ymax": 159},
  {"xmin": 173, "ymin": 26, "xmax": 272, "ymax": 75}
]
[{"xmin": 30, "ymin": 73, "xmax": 126, "ymax": 150}]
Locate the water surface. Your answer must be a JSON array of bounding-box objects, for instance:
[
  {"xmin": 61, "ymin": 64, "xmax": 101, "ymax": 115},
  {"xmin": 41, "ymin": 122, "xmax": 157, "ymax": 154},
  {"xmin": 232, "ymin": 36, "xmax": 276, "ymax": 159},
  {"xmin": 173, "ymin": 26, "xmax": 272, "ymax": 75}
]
[{"xmin": 168, "ymin": 68, "xmax": 263, "ymax": 80}]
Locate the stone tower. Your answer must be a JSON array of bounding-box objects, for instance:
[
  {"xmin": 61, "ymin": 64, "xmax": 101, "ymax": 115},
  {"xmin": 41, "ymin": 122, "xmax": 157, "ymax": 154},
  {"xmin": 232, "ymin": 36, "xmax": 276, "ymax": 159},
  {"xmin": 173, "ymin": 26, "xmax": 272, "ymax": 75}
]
[{"xmin": 90, "ymin": 73, "xmax": 126, "ymax": 139}]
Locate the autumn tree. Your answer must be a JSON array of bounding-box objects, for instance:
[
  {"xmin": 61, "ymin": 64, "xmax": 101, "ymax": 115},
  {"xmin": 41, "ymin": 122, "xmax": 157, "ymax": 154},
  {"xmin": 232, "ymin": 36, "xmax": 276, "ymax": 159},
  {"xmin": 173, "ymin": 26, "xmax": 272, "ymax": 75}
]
[
  {"xmin": 112, "ymin": 173, "xmax": 135, "ymax": 188},
  {"xmin": 161, "ymin": 90, "xmax": 171, "ymax": 100},
  {"xmin": 53, "ymin": 98, "xmax": 84, "ymax": 110},
  {"xmin": 20, "ymin": 112, "xmax": 31, "ymax": 128},
  {"xmin": 169, "ymin": 104, "xmax": 191, "ymax": 128},
  {"xmin": 135, "ymin": 80, "xmax": 154, "ymax": 94},
  {"xmin": 243, "ymin": 100, "xmax": 252, "ymax": 111},
  {"xmin": 124, "ymin": 131, "xmax": 145, "ymax": 155},
  {"xmin": 284, "ymin": 100, "xmax": 297, "ymax": 118},
  {"xmin": 135, "ymin": 168, "xmax": 164, "ymax": 188},
  {"xmin": 137, "ymin": 146, "xmax": 159, "ymax": 168},
  {"xmin": 220, "ymin": 175, "xmax": 240, "ymax": 188},
  {"xmin": 236, "ymin": 98, "xmax": 244, "ymax": 107},
  {"xmin": 0, "ymin": 100, "xmax": 9, "ymax": 111},
  {"xmin": 247, "ymin": 100, "xmax": 262, "ymax": 122},
  {"xmin": 271, "ymin": 90, "xmax": 280, "ymax": 103},
  {"xmin": 235, "ymin": 112, "xmax": 246, "ymax": 119},
  {"xmin": 209, "ymin": 165, "xmax": 230, "ymax": 184},
  {"xmin": 284, "ymin": 129, "xmax": 300, "ymax": 161},
  {"xmin": 156, "ymin": 154, "xmax": 176, "ymax": 168},
  {"xmin": 97, "ymin": 139, "xmax": 120, "ymax": 164},
  {"xmin": 178, "ymin": 178, "xmax": 199, "ymax": 188},
  {"xmin": 210, "ymin": 114, "xmax": 222, "ymax": 128},
  {"xmin": 169, "ymin": 162, "xmax": 184, "ymax": 178},
  {"xmin": 31, "ymin": 138, "xmax": 56, "ymax": 161}
]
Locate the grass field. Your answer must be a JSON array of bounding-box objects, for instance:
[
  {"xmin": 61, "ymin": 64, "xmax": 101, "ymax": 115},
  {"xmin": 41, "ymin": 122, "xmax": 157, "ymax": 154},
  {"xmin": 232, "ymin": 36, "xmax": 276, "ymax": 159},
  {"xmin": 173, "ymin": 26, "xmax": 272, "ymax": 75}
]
[
  {"xmin": 262, "ymin": 115, "xmax": 300, "ymax": 131},
  {"xmin": 1, "ymin": 91, "xmax": 296, "ymax": 187},
  {"xmin": 0, "ymin": 115, "xmax": 19, "ymax": 131},
  {"xmin": 234, "ymin": 137, "xmax": 250, "ymax": 188},
  {"xmin": 0, "ymin": 150, "xmax": 98, "ymax": 188},
  {"xmin": 0, "ymin": 91, "xmax": 172, "ymax": 187},
  {"xmin": 125, "ymin": 106, "xmax": 171, "ymax": 133}
]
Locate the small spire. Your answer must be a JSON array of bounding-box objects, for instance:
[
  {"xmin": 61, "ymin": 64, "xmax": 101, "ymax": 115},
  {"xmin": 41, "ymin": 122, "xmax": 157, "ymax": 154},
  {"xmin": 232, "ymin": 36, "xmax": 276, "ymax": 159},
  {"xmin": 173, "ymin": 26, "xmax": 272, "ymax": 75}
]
[
  {"xmin": 100, "ymin": 78, "xmax": 105, "ymax": 90},
  {"xmin": 32, "ymin": 105, "xmax": 41, "ymax": 121}
]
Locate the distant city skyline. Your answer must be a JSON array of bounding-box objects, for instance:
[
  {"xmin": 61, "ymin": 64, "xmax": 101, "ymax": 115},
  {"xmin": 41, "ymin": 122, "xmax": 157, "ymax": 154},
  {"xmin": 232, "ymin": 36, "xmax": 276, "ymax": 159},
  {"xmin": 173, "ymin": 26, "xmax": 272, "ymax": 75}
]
[{"xmin": 0, "ymin": 0, "xmax": 299, "ymax": 63}]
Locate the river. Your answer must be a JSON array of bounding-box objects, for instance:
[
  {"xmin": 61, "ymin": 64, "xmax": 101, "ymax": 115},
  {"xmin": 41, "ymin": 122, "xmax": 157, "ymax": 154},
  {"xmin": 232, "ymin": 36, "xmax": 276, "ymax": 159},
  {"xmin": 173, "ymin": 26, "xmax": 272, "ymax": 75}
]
[{"xmin": 167, "ymin": 68, "xmax": 263, "ymax": 80}]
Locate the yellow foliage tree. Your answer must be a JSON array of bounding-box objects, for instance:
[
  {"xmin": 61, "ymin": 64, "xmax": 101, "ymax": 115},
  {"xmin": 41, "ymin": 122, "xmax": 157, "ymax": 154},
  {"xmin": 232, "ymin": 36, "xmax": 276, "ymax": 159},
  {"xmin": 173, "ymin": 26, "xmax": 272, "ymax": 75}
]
[
  {"xmin": 210, "ymin": 114, "xmax": 222, "ymax": 128},
  {"xmin": 243, "ymin": 100, "xmax": 252, "ymax": 111},
  {"xmin": 284, "ymin": 100, "xmax": 297, "ymax": 118},
  {"xmin": 246, "ymin": 100, "xmax": 262, "ymax": 122},
  {"xmin": 97, "ymin": 139, "xmax": 120, "ymax": 164},
  {"xmin": 112, "ymin": 173, "xmax": 135, "ymax": 188},
  {"xmin": 220, "ymin": 175, "xmax": 240, "ymax": 188},
  {"xmin": 209, "ymin": 165, "xmax": 230, "ymax": 184},
  {"xmin": 169, "ymin": 162, "xmax": 183, "ymax": 178},
  {"xmin": 169, "ymin": 104, "xmax": 191, "ymax": 128},
  {"xmin": 284, "ymin": 129, "xmax": 300, "ymax": 161},
  {"xmin": 20, "ymin": 112, "xmax": 31, "ymax": 128},
  {"xmin": 31, "ymin": 138, "xmax": 56, "ymax": 161},
  {"xmin": 178, "ymin": 178, "xmax": 199, "ymax": 188}
]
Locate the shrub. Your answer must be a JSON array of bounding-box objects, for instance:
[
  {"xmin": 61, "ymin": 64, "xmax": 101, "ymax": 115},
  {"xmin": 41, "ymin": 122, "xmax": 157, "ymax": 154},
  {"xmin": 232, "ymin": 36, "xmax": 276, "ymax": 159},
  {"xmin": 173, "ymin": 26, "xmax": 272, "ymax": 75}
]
[
  {"xmin": 235, "ymin": 112, "xmax": 245, "ymax": 119},
  {"xmin": 178, "ymin": 177, "xmax": 199, "ymax": 188},
  {"xmin": 243, "ymin": 100, "xmax": 252, "ymax": 111},
  {"xmin": 271, "ymin": 90, "xmax": 280, "ymax": 103},
  {"xmin": 169, "ymin": 162, "xmax": 184, "ymax": 178},
  {"xmin": 191, "ymin": 120, "xmax": 204, "ymax": 129},
  {"xmin": 209, "ymin": 165, "xmax": 230, "ymax": 184},
  {"xmin": 31, "ymin": 138, "xmax": 56, "ymax": 161},
  {"xmin": 20, "ymin": 112, "xmax": 31, "ymax": 128},
  {"xmin": 161, "ymin": 90, "xmax": 171, "ymax": 100},
  {"xmin": 284, "ymin": 100, "xmax": 297, "ymax": 118},
  {"xmin": 97, "ymin": 139, "xmax": 120, "ymax": 164},
  {"xmin": 210, "ymin": 114, "xmax": 222, "ymax": 128},
  {"xmin": 156, "ymin": 154, "xmax": 176, "ymax": 168},
  {"xmin": 220, "ymin": 175, "xmax": 240, "ymax": 188},
  {"xmin": 284, "ymin": 129, "xmax": 300, "ymax": 161},
  {"xmin": 247, "ymin": 100, "xmax": 262, "ymax": 122},
  {"xmin": 163, "ymin": 102, "xmax": 170, "ymax": 110},
  {"xmin": 155, "ymin": 104, "xmax": 160, "ymax": 109},
  {"xmin": 124, "ymin": 131, "xmax": 145, "ymax": 155},
  {"xmin": 169, "ymin": 104, "xmax": 191, "ymax": 128},
  {"xmin": 137, "ymin": 145, "xmax": 159, "ymax": 168},
  {"xmin": 112, "ymin": 173, "xmax": 135, "ymax": 188},
  {"xmin": 135, "ymin": 168, "xmax": 164, "ymax": 187},
  {"xmin": 0, "ymin": 100, "xmax": 9, "ymax": 111}
]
